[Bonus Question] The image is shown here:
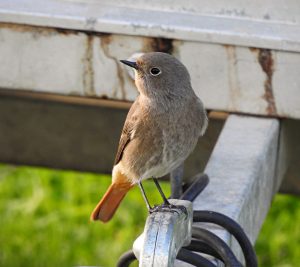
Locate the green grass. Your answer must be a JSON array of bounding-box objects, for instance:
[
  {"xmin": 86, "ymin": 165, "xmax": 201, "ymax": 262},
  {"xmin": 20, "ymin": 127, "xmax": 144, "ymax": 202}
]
[
  {"xmin": 0, "ymin": 164, "xmax": 299, "ymax": 266},
  {"xmin": 255, "ymin": 194, "xmax": 300, "ymax": 267}
]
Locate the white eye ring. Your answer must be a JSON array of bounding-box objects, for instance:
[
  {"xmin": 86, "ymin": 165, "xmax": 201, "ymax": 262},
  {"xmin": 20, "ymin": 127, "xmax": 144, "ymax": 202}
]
[{"xmin": 150, "ymin": 67, "xmax": 161, "ymax": 76}]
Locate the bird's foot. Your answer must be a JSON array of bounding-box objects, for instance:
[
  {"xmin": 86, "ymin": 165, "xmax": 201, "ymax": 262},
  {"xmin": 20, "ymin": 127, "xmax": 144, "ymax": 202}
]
[{"xmin": 149, "ymin": 204, "xmax": 187, "ymax": 215}]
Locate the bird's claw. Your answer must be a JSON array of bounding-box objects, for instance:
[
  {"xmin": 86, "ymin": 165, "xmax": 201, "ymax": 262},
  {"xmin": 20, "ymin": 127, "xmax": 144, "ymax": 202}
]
[{"xmin": 149, "ymin": 204, "xmax": 187, "ymax": 215}]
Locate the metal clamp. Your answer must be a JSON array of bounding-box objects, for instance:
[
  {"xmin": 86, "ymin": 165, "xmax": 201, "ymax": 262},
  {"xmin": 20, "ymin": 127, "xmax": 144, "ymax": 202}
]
[{"xmin": 133, "ymin": 199, "xmax": 193, "ymax": 267}]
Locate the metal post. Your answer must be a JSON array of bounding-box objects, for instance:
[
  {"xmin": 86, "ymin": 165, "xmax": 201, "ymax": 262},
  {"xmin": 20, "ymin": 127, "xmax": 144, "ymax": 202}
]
[
  {"xmin": 170, "ymin": 164, "xmax": 184, "ymax": 199},
  {"xmin": 133, "ymin": 199, "xmax": 193, "ymax": 267}
]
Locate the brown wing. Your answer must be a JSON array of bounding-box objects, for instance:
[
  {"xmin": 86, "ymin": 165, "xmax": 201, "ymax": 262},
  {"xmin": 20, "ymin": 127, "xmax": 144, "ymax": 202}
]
[{"xmin": 113, "ymin": 100, "xmax": 140, "ymax": 165}]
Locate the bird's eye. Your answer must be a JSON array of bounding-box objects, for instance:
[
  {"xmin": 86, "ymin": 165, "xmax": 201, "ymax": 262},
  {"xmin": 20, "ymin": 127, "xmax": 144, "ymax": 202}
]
[{"xmin": 150, "ymin": 67, "xmax": 161, "ymax": 76}]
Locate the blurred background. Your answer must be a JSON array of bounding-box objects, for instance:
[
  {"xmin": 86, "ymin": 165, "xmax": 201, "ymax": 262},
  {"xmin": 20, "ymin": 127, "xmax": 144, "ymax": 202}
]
[
  {"xmin": 0, "ymin": 164, "xmax": 299, "ymax": 266},
  {"xmin": 1, "ymin": 0, "xmax": 300, "ymax": 266}
]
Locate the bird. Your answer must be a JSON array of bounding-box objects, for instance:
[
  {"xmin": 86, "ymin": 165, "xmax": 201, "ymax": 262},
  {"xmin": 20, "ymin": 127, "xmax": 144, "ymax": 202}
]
[{"xmin": 91, "ymin": 52, "xmax": 208, "ymax": 222}]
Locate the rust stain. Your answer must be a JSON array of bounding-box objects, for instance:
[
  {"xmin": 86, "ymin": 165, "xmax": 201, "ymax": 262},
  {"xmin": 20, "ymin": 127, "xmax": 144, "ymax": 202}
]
[
  {"xmin": 258, "ymin": 49, "xmax": 277, "ymax": 115},
  {"xmin": 249, "ymin": 47, "xmax": 258, "ymax": 53},
  {"xmin": 100, "ymin": 35, "xmax": 126, "ymax": 100},
  {"xmin": 144, "ymin": 37, "xmax": 174, "ymax": 54},
  {"xmin": 224, "ymin": 45, "xmax": 241, "ymax": 111},
  {"xmin": 82, "ymin": 35, "xmax": 95, "ymax": 95}
]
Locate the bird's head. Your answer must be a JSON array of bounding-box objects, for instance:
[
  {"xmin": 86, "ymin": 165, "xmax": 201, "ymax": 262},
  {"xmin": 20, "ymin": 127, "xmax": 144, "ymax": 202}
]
[{"xmin": 120, "ymin": 52, "xmax": 194, "ymax": 100}]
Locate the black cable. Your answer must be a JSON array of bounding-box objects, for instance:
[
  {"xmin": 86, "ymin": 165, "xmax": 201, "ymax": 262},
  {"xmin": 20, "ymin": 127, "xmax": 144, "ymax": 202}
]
[
  {"xmin": 193, "ymin": 210, "xmax": 258, "ymax": 267},
  {"xmin": 117, "ymin": 247, "xmax": 215, "ymax": 267},
  {"xmin": 177, "ymin": 248, "xmax": 216, "ymax": 267},
  {"xmin": 117, "ymin": 250, "xmax": 137, "ymax": 267},
  {"xmin": 192, "ymin": 227, "xmax": 242, "ymax": 267},
  {"xmin": 184, "ymin": 239, "xmax": 224, "ymax": 262},
  {"xmin": 180, "ymin": 173, "xmax": 209, "ymax": 202}
]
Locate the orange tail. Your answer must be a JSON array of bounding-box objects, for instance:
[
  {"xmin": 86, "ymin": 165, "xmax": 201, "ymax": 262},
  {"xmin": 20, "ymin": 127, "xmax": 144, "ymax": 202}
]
[{"xmin": 90, "ymin": 181, "xmax": 132, "ymax": 222}]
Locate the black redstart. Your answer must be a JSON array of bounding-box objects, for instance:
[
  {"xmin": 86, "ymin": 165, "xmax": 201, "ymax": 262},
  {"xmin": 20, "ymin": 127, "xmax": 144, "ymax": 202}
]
[{"xmin": 91, "ymin": 52, "xmax": 208, "ymax": 222}]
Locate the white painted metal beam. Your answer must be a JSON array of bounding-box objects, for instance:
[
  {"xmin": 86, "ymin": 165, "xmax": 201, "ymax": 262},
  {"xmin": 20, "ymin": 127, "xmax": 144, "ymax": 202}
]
[
  {"xmin": 0, "ymin": 0, "xmax": 300, "ymax": 52},
  {"xmin": 191, "ymin": 115, "xmax": 280, "ymax": 264},
  {"xmin": 0, "ymin": 24, "xmax": 300, "ymax": 119},
  {"xmin": 1, "ymin": 1, "xmax": 300, "ymax": 119}
]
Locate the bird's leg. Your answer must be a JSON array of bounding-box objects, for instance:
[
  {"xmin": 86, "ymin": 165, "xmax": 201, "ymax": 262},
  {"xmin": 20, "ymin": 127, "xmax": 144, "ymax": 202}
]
[
  {"xmin": 138, "ymin": 180, "xmax": 152, "ymax": 211},
  {"xmin": 152, "ymin": 177, "xmax": 188, "ymax": 215},
  {"xmin": 152, "ymin": 177, "xmax": 171, "ymax": 205}
]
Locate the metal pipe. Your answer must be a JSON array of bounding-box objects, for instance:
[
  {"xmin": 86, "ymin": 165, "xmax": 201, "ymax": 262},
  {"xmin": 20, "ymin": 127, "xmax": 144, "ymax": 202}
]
[{"xmin": 170, "ymin": 164, "xmax": 184, "ymax": 198}]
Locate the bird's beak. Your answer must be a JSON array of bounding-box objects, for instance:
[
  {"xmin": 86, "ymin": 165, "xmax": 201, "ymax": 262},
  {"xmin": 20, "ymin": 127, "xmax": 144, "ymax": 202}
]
[{"xmin": 120, "ymin": 60, "xmax": 138, "ymax": 70}]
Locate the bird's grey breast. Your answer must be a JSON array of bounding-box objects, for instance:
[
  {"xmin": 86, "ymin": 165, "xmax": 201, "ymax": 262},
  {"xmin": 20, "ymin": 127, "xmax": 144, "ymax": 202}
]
[
  {"xmin": 130, "ymin": 94, "xmax": 207, "ymax": 180},
  {"xmin": 158, "ymin": 96, "xmax": 206, "ymax": 173}
]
